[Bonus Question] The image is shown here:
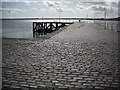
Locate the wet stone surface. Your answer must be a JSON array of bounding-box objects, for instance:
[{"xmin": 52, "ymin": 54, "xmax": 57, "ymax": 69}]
[{"xmin": 2, "ymin": 23, "xmax": 120, "ymax": 90}]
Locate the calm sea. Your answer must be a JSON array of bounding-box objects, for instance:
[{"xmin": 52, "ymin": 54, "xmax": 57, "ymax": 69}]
[
  {"xmin": 2, "ymin": 19, "xmax": 77, "ymax": 38},
  {"xmin": 2, "ymin": 19, "xmax": 119, "ymax": 38},
  {"xmin": 2, "ymin": 20, "xmax": 33, "ymax": 38}
]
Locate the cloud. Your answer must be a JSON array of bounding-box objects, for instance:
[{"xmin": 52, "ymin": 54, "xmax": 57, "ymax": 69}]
[
  {"xmin": 75, "ymin": 1, "xmax": 118, "ymax": 18},
  {"xmin": 1, "ymin": 0, "xmax": 119, "ymax": 3},
  {"xmin": 1, "ymin": 0, "xmax": 118, "ymax": 18},
  {"xmin": 0, "ymin": 8, "xmax": 11, "ymax": 13},
  {"xmin": 42, "ymin": 0, "xmax": 72, "ymax": 13},
  {"xmin": 91, "ymin": 5, "xmax": 105, "ymax": 11},
  {"xmin": 42, "ymin": 0, "xmax": 63, "ymax": 7},
  {"xmin": 76, "ymin": 3, "xmax": 87, "ymax": 10},
  {"xmin": 56, "ymin": 8, "xmax": 63, "ymax": 12},
  {"xmin": 42, "ymin": 0, "xmax": 55, "ymax": 7},
  {"xmin": 0, "ymin": 8, "xmax": 23, "ymax": 13},
  {"xmin": 24, "ymin": 1, "xmax": 32, "ymax": 6}
]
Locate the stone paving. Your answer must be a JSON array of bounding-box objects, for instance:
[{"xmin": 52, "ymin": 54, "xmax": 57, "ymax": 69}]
[{"xmin": 2, "ymin": 23, "xmax": 120, "ymax": 90}]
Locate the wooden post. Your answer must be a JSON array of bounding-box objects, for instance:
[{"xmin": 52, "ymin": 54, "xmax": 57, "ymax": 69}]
[
  {"xmin": 56, "ymin": 22, "xmax": 58, "ymax": 30},
  {"xmin": 44, "ymin": 22, "xmax": 47, "ymax": 34},
  {"xmin": 33, "ymin": 21, "xmax": 73, "ymax": 36},
  {"xmin": 37, "ymin": 23, "xmax": 41, "ymax": 35},
  {"xmin": 61, "ymin": 23, "xmax": 65, "ymax": 27},
  {"xmin": 50, "ymin": 22, "xmax": 52, "ymax": 32},
  {"xmin": 33, "ymin": 22, "xmax": 34, "ymax": 36},
  {"xmin": 33, "ymin": 22, "xmax": 36, "ymax": 37},
  {"xmin": 41, "ymin": 23, "xmax": 43, "ymax": 35}
]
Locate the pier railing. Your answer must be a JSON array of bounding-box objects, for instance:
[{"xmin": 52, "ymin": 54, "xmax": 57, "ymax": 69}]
[
  {"xmin": 32, "ymin": 17, "xmax": 119, "ymax": 37},
  {"xmin": 93, "ymin": 20, "xmax": 119, "ymax": 32}
]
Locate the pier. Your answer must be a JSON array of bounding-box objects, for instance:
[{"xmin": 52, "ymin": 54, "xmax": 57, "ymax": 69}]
[
  {"xmin": 33, "ymin": 22, "xmax": 73, "ymax": 36},
  {"xmin": 32, "ymin": 17, "xmax": 119, "ymax": 36}
]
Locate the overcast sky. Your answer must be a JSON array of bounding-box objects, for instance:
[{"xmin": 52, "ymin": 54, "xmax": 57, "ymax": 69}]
[{"xmin": 1, "ymin": 0, "xmax": 119, "ymax": 18}]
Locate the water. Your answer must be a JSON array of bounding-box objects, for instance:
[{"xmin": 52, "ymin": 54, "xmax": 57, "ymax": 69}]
[
  {"xmin": 2, "ymin": 19, "xmax": 78, "ymax": 38},
  {"xmin": 2, "ymin": 19, "xmax": 119, "ymax": 38},
  {"xmin": 2, "ymin": 20, "xmax": 33, "ymax": 38}
]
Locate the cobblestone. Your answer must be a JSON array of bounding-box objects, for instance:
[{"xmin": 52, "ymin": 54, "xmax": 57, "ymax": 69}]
[{"xmin": 2, "ymin": 23, "xmax": 120, "ymax": 90}]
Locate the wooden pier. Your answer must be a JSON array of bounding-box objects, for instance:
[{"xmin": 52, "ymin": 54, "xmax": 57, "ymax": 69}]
[{"xmin": 33, "ymin": 22, "xmax": 73, "ymax": 36}]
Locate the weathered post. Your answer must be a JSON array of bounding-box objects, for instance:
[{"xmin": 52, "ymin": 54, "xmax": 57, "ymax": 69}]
[
  {"xmin": 44, "ymin": 22, "xmax": 47, "ymax": 34},
  {"xmin": 56, "ymin": 22, "xmax": 58, "ymax": 30},
  {"xmin": 104, "ymin": 8, "xmax": 107, "ymax": 29},
  {"xmin": 50, "ymin": 22, "xmax": 52, "ymax": 33},
  {"xmin": 33, "ymin": 22, "xmax": 36, "ymax": 37},
  {"xmin": 33, "ymin": 22, "xmax": 35, "ymax": 36},
  {"xmin": 61, "ymin": 23, "xmax": 65, "ymax": 27}
]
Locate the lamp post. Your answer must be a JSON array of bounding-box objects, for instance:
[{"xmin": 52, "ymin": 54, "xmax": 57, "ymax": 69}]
[
  {"xmin": 87, "ymin": 13, "xmax": 89, "ymax": 23},
  {"xmin": 94, "ymin": 12, "xmax": 95, "ymax": 24},
  {"xmin": 59, "ymin": 14, "xmax": 60, "ymax": 22},
  {"xmin": 104, "ymin": 7, "xmax": 107, "ymax": 29},
  {"xmin": 86, "ymin": 9, "xmax": 89, "ymax": 23},
  {"xmin": 42, "ymin": 16, "xmax": 44, "ymax": 22},
  {"xmin": 58, "ymin": 10, "xmax": 61, "ymax": 22}
]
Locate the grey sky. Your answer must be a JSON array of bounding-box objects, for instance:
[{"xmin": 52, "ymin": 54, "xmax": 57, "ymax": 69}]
[{"xmin": 1, "ymin": 0, "xmax": 119, "ymax": 18}]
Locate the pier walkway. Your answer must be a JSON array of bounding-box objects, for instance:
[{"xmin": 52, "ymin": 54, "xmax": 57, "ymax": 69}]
[{"xmin": 2, "ymin": 22, "xmax": 120, "ymax": 90}]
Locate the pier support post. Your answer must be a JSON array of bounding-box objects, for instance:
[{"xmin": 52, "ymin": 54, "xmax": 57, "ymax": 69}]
[
  {"xmin": 50, "ymin": 22, "xmax": 52, "ymax": 33},
  {"xmin": 61, "ymin": 23, "xmax": 66, "ymax": 27},
  {"xmin": 33, "ymin": 22, "xmax": 73, "ymax": 37},
  {"xmin": 44, "ymin": 23, "xmax": 47, "ymax": 34},
  {"xmin": 56, "ymin": 23, "xmax": 58, "ymax": 30}
]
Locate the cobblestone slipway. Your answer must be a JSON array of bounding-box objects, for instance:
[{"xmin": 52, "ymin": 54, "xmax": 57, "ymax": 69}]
[{"xmin": 2, "ymin": 23, "xmax": 120, "ymax": 90}]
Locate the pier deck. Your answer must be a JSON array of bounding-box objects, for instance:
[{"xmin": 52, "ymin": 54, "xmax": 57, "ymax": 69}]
[
  {"xmin": 33, "ymin": 22, "xmax": 74, "ymax": 36},
  {"xmin": 2, "ymin": 22, "xmax": 120, "ymax": 90}
]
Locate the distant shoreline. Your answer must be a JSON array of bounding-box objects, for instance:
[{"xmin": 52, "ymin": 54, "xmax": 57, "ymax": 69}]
[{"xmin": 0, "ymin": 17, "xmax": 119, "ymax": 21}]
